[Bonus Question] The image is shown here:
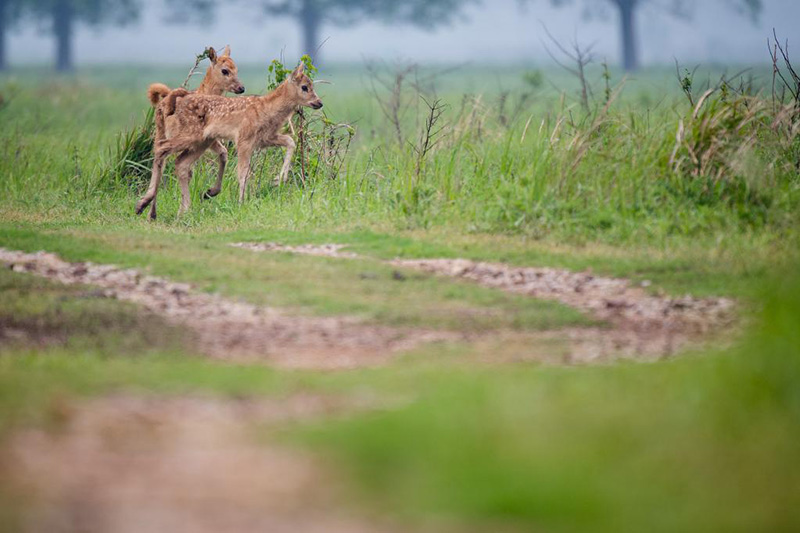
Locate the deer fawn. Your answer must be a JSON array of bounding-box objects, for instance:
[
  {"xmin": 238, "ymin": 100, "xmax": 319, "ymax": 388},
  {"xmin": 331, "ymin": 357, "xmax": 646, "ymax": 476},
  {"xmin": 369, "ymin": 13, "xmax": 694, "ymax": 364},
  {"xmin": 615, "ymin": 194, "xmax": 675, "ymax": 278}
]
[
  {"xmin": 143, "ymin": 45, "xmax": 245, "ymax": 219},
  {"xmin": 136, "ymin": 63, "xmax": 322, "ymax": 217}
]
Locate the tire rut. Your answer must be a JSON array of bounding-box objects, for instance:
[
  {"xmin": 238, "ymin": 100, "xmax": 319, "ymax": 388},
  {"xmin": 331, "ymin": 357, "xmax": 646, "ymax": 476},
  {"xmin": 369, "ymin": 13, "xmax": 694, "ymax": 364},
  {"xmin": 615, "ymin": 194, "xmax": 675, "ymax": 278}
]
[
  {"xmin": 232, "ymin": 242, "xmax": 738, "ymax": 361},
  {"xmin": 0, "ymin": 248, "xmax": 455, "ymax": 369}
]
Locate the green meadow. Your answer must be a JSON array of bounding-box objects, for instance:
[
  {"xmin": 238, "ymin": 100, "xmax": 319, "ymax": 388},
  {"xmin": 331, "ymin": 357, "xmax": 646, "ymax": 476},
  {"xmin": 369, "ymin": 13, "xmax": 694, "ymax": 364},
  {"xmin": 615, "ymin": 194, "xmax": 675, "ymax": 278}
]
[{"xmin": 1, "ymin": 60, "xmax": 798, "ymax": 531}]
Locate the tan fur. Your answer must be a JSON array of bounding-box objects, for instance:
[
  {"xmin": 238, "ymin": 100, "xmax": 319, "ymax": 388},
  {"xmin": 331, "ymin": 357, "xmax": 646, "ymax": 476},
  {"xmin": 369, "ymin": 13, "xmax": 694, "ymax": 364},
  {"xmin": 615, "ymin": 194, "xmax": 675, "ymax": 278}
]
[
  {"xmin": 162, "ymin": 88, "xmax": 189, "ymax": 117},
  {"xmin": 147, "ymin": 83, "xmax": 170, "ymax": 106},
  {"xmin": 143, "ymin": 46, "xmax": 245, "ymax": 220},
  {"xmin": 136, "ymin": 63, "xmax": 323, "ymax": 216}
]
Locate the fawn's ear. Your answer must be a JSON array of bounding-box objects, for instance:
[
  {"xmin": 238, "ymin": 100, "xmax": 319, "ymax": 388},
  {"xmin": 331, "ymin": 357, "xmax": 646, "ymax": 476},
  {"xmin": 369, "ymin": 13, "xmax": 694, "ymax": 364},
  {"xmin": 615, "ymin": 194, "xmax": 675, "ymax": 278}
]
[
  {"xmin": 207, "ymin": 47, "xmax": 217, "ymax": 64},
  {"xmin": 292, "ymin": 62, "xmax": 305, "ymax": 81},
  {"xmin": 221, "ymin": 45, "xmax": 231, "ymax": 57}
]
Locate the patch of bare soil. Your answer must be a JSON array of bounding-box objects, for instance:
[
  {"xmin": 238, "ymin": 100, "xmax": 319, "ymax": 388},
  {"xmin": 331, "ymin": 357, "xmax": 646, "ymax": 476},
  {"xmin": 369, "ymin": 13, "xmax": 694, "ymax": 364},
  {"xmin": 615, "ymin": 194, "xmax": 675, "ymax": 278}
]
[
  {"xmin": 231, "ymin": 242, "xmax": 360, "ymax": 259},
  {"xmin": 1, "ymin": 394, "xmax": 393, "ymax": 533},
  {"xmin": 0, "ymin": 249, "xmax": 454, "ymax": 369}
]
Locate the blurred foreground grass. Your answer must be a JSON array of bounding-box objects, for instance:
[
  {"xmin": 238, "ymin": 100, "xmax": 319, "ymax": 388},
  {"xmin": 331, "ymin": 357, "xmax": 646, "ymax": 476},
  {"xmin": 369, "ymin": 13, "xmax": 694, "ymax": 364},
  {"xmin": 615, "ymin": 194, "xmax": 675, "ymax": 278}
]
[
  {"xmin": 293, "ymin": 270, "xmax": 800, "ymax": 532},
  {"xmin": 0, "ymin": 243, "xmax": 798, "ymax": 531}
]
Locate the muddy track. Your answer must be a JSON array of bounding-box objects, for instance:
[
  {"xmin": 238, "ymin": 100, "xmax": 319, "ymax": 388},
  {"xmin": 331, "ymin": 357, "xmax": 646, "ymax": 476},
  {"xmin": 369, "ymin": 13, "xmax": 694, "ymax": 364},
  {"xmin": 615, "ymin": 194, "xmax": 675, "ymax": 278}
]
[
  {"xmin": 391, "ymin": 258, "xmax": 735, "ymax": 333},
  {"xmin": 232, "ymin": 242, "xmax": 738, "ymax": 360},
  {"xmin": 2, "ymin": 246, "xmax": 737, "ymax": 362},
  {"xmin": 232, "ymin": 242, "xmax": 735, "ymax": 333},
  {"xmin": 0, "ymin": 249, "xmax": 455, "ymax": 369},
  {"xmin": 1, "ymin": 393, "xmax": 394, "ymax": 533}
]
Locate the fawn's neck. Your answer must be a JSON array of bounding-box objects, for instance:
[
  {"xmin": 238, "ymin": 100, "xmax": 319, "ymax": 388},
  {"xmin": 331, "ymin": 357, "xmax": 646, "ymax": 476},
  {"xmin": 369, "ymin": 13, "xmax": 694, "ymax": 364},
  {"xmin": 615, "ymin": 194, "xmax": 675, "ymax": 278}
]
[
  {"xmin": 259, "ymin": 82, "xmax": 299, "ymax": 123},
  {"xmin": 196, "ymin": 67, "xmax": 224, "ymax": 96}
]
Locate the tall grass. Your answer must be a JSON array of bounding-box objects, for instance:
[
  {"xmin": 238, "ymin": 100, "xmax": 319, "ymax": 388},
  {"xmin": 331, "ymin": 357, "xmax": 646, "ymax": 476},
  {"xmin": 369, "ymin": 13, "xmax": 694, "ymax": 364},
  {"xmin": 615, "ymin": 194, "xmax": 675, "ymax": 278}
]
[
  {"xmin": 100, "ymin": 106, "xmax": 154, "ymax": 191},
  {"xmin": 1, "ymin": 64, "xmax": 798, "ymax": 249}
]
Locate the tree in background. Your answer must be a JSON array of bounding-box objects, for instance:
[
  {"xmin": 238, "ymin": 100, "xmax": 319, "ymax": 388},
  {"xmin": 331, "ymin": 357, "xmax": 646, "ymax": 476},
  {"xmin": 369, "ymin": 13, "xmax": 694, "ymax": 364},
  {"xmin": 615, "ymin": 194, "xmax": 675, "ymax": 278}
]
[
  {"xmin": 272, "ymin": 0, "xmax": 480, "ymax": 58},
  {"xmin": 0, "ymin": 0, "xmax": 26, "ymax": 70},
  {"xmin": 256, "ymin": 0, "xmax": 481, "ymax": 61},
  {"xmin": 24, "ymin": 0, "xmax": 140, "ymax": 71},
  {"xmin": 166, "ymin": 0, "xmax": 481, "ymax": 62},
  {"xmin": 544, "ymin": 0, "xmax": 762, "ymax": 71}
]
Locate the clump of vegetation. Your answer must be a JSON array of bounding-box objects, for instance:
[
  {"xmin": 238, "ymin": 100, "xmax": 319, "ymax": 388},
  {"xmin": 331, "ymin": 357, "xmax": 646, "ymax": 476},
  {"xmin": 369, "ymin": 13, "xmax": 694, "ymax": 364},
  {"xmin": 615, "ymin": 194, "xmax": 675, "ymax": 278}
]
[
  {"xmin": 449, "ymin": 36, "xmax": 800, "ymax": 237},
  {"xmin": 668, "ymin": 88, "xmax": 796, "ymax": 218},
  {"xmin": 266, "ymin": 54, "xmax": 318, "ymax": 91},
  {"xmin": 100, "ymin": 106, "xmax": 155, "ymax": 191}
]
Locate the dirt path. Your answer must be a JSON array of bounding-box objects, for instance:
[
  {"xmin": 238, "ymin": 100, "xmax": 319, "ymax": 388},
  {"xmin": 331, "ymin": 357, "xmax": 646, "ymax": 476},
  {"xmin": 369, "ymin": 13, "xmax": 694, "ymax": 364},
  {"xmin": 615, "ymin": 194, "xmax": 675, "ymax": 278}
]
[
  {"xmin": 1, "ymin": 393, "xmax": 394, "ymax": 533},
  {"xmin": 231, "ymin": 242, "xmax": 360, "ymax": 259},
  {"xmin": 2, "ymin": 245, "xmax": 739, "ymax": 363},
  {"xmin": 231, "ymin": 243, "xmax": 734, "ymax": 333},
  {"xmin": 231, "ymin": 242, "xmax": 737, "ymax": 360},
  {"xmin": 0, "ymin": 248, "xmax": 455, "ymax": 369}
]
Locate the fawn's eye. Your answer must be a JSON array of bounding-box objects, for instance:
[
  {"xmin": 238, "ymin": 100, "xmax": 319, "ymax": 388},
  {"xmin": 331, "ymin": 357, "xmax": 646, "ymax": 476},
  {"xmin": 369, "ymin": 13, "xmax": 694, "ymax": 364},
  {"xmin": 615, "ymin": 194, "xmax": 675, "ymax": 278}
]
[
  {"xmin": 221, "ymin": 69, "xmax": 230, "ymax": 76},
  {"xmin": 301, "ymin": 85, "xmax": 309, "ymax": 92}
]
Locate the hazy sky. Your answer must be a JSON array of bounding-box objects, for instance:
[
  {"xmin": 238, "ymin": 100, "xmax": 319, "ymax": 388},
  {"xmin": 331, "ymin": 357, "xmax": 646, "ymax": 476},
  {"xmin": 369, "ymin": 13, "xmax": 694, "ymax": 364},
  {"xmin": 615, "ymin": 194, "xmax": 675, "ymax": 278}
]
[{"xmin": 6, "ymin": 0, "xmax": 800, "ymax": 66}]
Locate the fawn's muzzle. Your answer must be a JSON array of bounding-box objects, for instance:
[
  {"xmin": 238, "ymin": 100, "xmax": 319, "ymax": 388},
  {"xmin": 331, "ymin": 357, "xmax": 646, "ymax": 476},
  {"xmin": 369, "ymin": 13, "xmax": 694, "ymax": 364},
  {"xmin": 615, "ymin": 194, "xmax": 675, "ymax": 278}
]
[
  {"xmin": 235, "ymin": 86, "xmax": 245, "ymax": 94},
  {"xmin": 311, "ymin": 101, "xmax": 323, "ymax": 109}
]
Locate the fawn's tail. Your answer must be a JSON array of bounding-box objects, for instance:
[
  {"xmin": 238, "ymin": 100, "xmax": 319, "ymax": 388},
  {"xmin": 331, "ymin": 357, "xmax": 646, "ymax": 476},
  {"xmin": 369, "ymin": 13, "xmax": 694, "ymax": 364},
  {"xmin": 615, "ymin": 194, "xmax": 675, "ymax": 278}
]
[
  {"xmin": 163, "ymin": 88, "xmax": 189, "ymax": 117},
  {"xmin": 153, "ymin": 88, "xmax": 190, "ymax": 145},
  {"xmin": 147, "ymin": 83, "xmax": 171, "ymax": 107}
]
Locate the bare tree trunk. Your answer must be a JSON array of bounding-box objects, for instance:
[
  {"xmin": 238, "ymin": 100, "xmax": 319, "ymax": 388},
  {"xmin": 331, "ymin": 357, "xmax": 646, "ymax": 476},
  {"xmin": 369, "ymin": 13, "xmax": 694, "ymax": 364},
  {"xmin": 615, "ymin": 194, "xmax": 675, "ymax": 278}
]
[
  {"xmin": 53, "ymin": 0, "xmax": 74, "ymax": 72},
  {"xmin": 617, "ymin": 0, "xmax": 639, "ymax": 72},
  {"xmin": 0, "ymin": 0, "xmax": 7, "ymax": 71},
  {"xmin": 299, "ymin": 0, "xmax": 321, "ymax": 61}
]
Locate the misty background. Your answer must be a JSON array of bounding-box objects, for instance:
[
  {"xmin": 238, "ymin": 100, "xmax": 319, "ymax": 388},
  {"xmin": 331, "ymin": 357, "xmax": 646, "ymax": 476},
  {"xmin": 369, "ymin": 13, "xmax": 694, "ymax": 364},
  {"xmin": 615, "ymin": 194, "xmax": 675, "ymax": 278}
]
[{"xmin": 3, "ymin": 0, "xmax": 799, "ymax": 69}]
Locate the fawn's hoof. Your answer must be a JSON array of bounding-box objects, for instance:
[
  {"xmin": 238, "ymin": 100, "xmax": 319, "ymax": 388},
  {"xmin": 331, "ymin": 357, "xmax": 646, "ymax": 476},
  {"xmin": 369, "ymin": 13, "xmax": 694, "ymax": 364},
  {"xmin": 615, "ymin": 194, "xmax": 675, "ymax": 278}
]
[
  {"xmin": 202, "ymin": 189, "xmax": 219, "ymax": 200},
  {"xmin": 135, "ymin": 197, "xmax": 152, "ymax": 215}
]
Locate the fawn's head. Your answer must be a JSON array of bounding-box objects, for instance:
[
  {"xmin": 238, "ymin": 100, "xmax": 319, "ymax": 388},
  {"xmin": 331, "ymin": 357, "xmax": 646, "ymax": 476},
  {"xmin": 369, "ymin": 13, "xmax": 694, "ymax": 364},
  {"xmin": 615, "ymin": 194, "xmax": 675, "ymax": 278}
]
[
  {"xmin": 203, "ymin": 46, "xmax": 245, "ymax": 95},
  {"xmin": 288, "ymin": 63, "xmax": 323, "ymax": 109}
]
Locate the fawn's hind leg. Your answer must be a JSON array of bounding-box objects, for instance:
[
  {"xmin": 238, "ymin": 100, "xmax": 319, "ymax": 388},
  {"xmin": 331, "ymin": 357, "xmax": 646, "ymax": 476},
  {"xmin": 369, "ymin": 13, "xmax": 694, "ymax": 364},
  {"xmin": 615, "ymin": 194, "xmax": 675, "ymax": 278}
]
[
  {"xmin": 203, "ymin": 141, "xmax": 228, "ymax": 200},
  {"xmin": 175, "ymin": 144, "xmax": 210, "ymax": 216},
  {"xmin": 136, "ymin": 140, "xmax": 173, "ymax": 217}
]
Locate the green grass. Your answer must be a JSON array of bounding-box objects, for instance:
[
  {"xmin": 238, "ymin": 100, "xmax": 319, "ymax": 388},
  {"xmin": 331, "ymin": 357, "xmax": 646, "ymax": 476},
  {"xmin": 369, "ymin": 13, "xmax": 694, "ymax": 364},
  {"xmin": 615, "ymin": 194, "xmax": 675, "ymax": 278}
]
[
  {"xmin": 2, "ymin": 63, "xmax": 797, "ymax": 299},
  {"xmin": 1, "ymin": 62, "xmax": 799, "ymax": 531}
]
